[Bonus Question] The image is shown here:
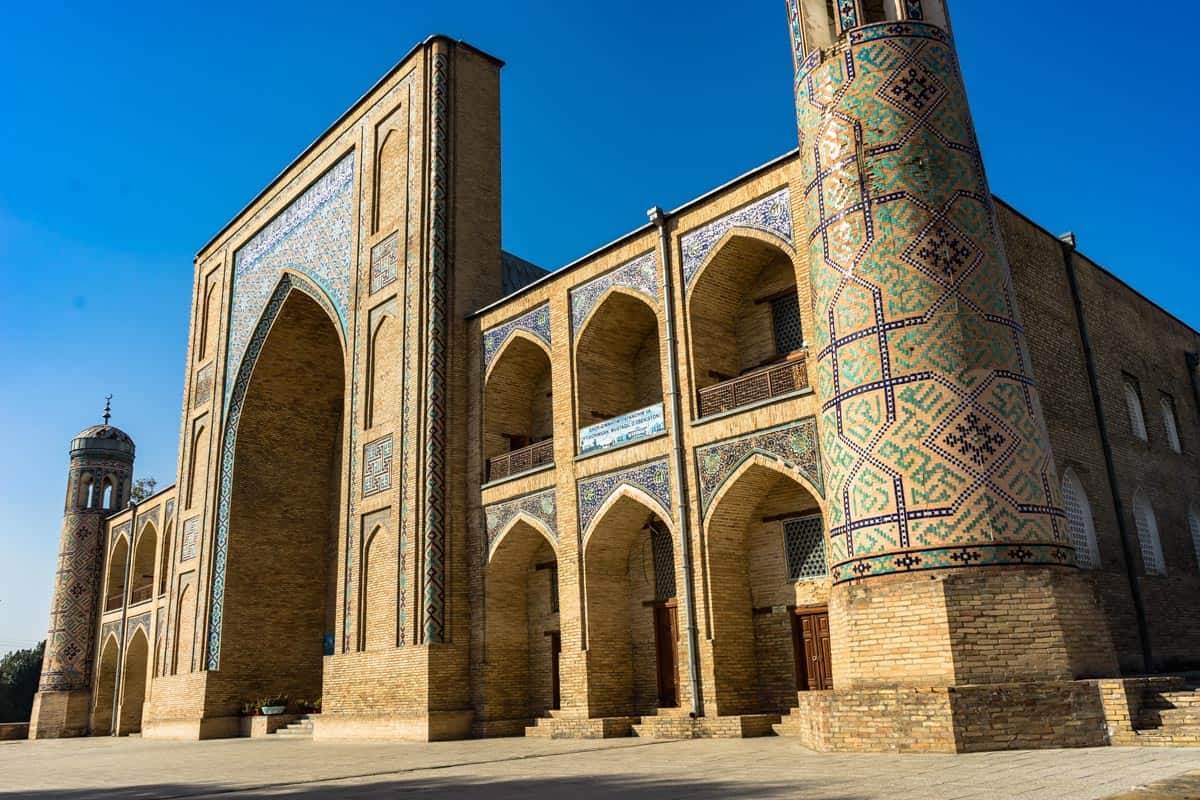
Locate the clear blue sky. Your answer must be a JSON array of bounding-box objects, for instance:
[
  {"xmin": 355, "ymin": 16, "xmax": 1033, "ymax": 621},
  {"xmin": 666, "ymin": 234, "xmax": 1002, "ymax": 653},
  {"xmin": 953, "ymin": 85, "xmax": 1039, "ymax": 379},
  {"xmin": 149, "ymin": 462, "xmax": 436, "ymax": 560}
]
[{"xmin": 1, "ymin": 1, "xmax": 1196, "ymax": 650}]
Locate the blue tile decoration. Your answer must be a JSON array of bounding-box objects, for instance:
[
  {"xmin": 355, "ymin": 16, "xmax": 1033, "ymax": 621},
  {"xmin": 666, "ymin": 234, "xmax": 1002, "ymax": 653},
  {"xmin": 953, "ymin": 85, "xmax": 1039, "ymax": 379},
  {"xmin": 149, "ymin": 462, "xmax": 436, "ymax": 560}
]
[
  {"xmin": 101, "ymin": 619, "xmax": 121, "ymax": 644},
  {"xmin": 224, "ymin": 153, "xmax": 355, "ymax": 403},
  {"xmin": 164, "ymin": 498, "xmax": 175, "ymax": 527},
  {"xmin": 485, "ymin": 488, "xmax": 558, "ymax": 557},
  {"xmin": 680, "ymin": 188, "xmax": 793, "ymax": 292},
  {"xmin": 422, "ymin": 52, "xmax": 451, "ymax": 644},
  {"xmin": 790, "ymin": 14, "xmax": 1070, "ymax": 584},
  {"xmin": 370, "ymin": 232, "xmax": 399, "ymax": 294},
  {"xmin": 137, "ymin": 505, "xmax": 160, "ymax": 538},
  {"xmin": 193, "ymin": 364, "xmax": 214, "ymax": 409},
  {"xmin": 681, "ymin": 187, "xmax": 792, "ymax": 291},
  {"xmin": 569, "ymin": 252, "xmax": 659, "ymax": 337},
  {"xmin": 838, "ymin": 0, "xmax": 858, "ymax": 30},
  {"xmin": 695, "ymin": 418, "xmax": 823, "ymax": 515},
  {"xmin": 362, "ymin": 435, "xmax": 393, "ymax": 497},
  {"xmin": 483, "ymin": 303, "xmax": 552, "ymax": 373},
  {"xmin": 577, "ymin": 458, "xmax": 672, "ymax": 535},
  {"xmin": 125, "ymin": 611, "xmax": 152, "ymax": 644},
  {"xmin": 112, "ymin": 521, "xmax": 131, "ymax": 544},
  {"xmin": 181, "ymin": 516, "xmax": 199, "ymax": 562},
  {"xmin": 904, "ymin": 0, "xmax": 924, "ymax": 20},
  {"xmin": 207, "ymin": 273, "xmax": 339, "ymax": 669}
]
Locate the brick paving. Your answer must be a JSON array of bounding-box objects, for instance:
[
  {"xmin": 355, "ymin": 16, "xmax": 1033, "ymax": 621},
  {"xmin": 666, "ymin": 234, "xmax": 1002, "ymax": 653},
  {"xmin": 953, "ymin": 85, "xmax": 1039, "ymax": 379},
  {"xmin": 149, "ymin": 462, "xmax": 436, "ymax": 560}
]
[{"xmin": 2, "ymin": 738, "xmax": 1199, "ymax": 799}]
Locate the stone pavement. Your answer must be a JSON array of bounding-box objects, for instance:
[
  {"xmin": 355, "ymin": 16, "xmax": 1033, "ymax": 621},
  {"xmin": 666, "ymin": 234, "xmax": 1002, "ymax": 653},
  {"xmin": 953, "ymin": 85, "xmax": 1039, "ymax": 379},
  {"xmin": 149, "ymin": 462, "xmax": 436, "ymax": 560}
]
[{"xmin": 1, "ymin": 736, "xmax": 1199, "ymax": 799}]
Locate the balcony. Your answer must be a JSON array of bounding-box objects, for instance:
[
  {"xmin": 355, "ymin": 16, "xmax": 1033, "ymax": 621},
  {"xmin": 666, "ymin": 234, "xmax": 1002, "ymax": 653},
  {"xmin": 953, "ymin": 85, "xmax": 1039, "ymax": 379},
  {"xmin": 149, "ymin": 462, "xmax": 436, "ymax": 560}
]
[
  {"xmin": 697, "ymin": 355, "xmax": 808, "ymax": 419},
  {"xmin": 487, "ymin": 439, "xmax": 554, "ymax": 482},
  {"xmin": 128, "ymin": 584, "xmax": 154, "ymax": 606},
  {"xmin": 579, "ymin": 402, "xmax": 666, "ymax": 456},
  {"xmin": 104, "ymin": 591, "xmax": 124, "ymax": 612}
]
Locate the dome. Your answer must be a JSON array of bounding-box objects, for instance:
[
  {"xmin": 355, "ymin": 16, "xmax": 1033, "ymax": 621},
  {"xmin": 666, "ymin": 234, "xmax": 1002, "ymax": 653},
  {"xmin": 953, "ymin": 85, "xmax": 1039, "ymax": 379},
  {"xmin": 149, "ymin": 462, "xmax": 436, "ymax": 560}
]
[{"xmin": 71, "ymin": 424, "xmax": 136, "ymax": 459}]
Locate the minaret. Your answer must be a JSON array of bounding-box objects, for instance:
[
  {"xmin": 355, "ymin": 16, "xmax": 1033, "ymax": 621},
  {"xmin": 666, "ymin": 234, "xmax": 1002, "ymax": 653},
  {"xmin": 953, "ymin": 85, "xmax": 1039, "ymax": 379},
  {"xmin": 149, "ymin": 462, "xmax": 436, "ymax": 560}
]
[
  {"xmin": 30, "ymin": 398, "xmax": 135, "ymax": 738},
  {"xmin": 784, "ymin": 1, "xmax": 1116, "ymax": 692}
]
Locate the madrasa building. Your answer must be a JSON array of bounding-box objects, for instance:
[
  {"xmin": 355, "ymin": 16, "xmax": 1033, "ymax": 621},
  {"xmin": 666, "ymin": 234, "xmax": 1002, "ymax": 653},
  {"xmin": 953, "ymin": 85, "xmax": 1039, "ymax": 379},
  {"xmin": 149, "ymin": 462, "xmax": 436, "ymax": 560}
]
[{"xmin": 28, "ymin": 0, "xmax": 1200, "ymax": 752}]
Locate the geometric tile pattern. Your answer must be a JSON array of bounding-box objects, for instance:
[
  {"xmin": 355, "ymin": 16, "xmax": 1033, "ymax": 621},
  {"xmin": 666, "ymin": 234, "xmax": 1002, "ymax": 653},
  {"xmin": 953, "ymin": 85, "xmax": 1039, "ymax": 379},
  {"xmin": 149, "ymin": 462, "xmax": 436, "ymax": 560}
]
[
  {"xmin": 485, "ymin": 488, "xmax": 558, "ymax": 558},
  {"xmin": 137, "ymin": 505, "xmax": 160, "ymax": 539},
  {"xmin": 181, "ymin": 516, "xmax": 200, "ymax": 562},
  {"xmin": 570, "ymin": 252, "xmax": 659, "ymax": 337},
  {"xmin": 483, "ymin": 303, "xmax": 552, "ymax": 373},
  {"xmin": 696, "ymin": 418, "xmax": 823, "ymax": 514},
  {"xmin": 680, "ymin": 188, "xmax": 794, "ymax": 291},
  {"xmin": 577, "ymin": 458, "xmax": 672, "ymax": 535},
  {"xmin": 125, "ymin": 611, "xmax": 152, "ymax": 644},
  {"xmin": 422, "ymin": 52, "xmax": 451, "ymax": 644},
  {"xmin": 789, "ymin": 19, "xmax": 1070, "ymax": 584},
  {"xmin": 207, "ymin": 273, "xmax": 340, "ymax": 669},
  {"xmin": 362, "ymin": 435, "xmax": 393, "ymax": 497},
  {"xmin": 193, "ymin": 363, "xmax": 214, "ymax": 409},
  {"xmin": 224, "ymin": 152, "xmax": 355, "ymax": 402},
  {"xmin": 370, "ymin": 231, "xmax": 399, "ymax": 294},
  {"xmin": 164, "ymin": 498, "xmax": 176, "ymax": 527},
  {"xmin": 39, "ymin": 510, "xmax": 106, "ymax": 692},
  {"xmin": 101, "ymin": 620, "xmax": 121, "ymax": 645}
]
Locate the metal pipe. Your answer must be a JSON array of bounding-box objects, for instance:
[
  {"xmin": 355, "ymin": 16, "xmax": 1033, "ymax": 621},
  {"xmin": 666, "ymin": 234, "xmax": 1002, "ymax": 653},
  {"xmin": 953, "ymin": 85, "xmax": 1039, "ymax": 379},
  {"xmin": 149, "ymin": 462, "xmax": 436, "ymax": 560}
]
[
  {"xmin": 648, "ymin": 205, "xmax": 704, "ymax": 717},
  {"xmin": 1059, "ymin": 237, "xmax": 1152, "ymax": 671}
]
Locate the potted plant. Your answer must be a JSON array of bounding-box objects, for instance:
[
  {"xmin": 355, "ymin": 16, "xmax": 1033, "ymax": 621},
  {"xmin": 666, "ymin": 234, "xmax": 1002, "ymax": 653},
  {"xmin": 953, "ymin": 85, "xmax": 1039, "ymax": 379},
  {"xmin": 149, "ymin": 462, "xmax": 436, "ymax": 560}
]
[
  {"xmin": 259, "ymin": 694, "xmax": 288, "ymax": 716},
  {"xmin": 297, "ymin": 697, "xmax": 322, "ymax": 714},
  {"xmin": 238, "ymin": 702, "xmax": 257, "ymax": 717}
]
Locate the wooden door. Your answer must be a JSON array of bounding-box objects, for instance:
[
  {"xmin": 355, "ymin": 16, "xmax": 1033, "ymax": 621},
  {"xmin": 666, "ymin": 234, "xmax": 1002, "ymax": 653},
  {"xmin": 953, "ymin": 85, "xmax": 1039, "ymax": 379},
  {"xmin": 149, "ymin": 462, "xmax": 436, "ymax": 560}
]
[
  {"xmin": 793, "ymin": 609, "xmax": 833, "ymax": 691},
  {"xmin": 548, "ymin": 631, "xmax": 561, "ymax": 710},
  {"xmin": 653, "ymin": 603, "xmax": 680, "ymax": 707}
]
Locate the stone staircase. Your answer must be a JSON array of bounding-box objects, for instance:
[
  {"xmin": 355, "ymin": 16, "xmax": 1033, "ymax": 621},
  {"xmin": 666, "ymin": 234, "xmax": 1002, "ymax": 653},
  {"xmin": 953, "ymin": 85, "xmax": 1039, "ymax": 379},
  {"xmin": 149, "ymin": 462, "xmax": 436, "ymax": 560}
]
[
  {"xmin": 272, "ymin": 715, "xmax": 314, "ymax": 739},
  {"xmin": 524, "ymin": 710, "xmax": 640, "ymax": 738},
  {"xmin": 1119, "ymin": 681, "xmax": 1200, "ymax": 746},
  {"xmin": 633, "ymin": 711, "xmax": 780, "ymax": 739}
]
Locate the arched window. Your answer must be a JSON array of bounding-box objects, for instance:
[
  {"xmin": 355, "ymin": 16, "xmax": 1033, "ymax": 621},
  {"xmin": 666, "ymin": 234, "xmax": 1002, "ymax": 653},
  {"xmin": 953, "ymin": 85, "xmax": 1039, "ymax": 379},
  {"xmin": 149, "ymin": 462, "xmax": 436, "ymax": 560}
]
[
  {"xmin": 1061, "ymin": 469, "xmax": 1100, "ymax": 569},
  {"xmin": 1124, "ymin": 379, "xmax": 1147, "ymax": 441},
  {"xmin": 1188, "ymin": 505, "xmax": 1200, "ymax": 573},
  {"xmin": 1161, "ymin": 395, "xmax": 1182, "ymax": 454},
  {"xmin": 102, "ymin": 478, "xmax": 115, "ymax": 510},
  {"xmin": 80, "ymin": 474, "xmax": 95, "ymax": 509},
  {"xmin": 159, "ymin": 522, "xmax": 173, "ymax": 596},
  {"xmin": 1132, "ymin": 490, "xmax": 1166, "ymax": 576}
]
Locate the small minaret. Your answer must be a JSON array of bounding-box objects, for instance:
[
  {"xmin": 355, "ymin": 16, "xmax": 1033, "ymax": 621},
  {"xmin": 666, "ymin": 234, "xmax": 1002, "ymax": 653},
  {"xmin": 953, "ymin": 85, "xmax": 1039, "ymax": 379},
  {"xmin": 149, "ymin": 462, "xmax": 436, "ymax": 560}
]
[
  {"xmin": 30, "ymin": 398, "xmax": 135, "ymax": 738},
  {"xmin": 784, "ymin": 1, "xmax": 1117, "ymax": 690}
]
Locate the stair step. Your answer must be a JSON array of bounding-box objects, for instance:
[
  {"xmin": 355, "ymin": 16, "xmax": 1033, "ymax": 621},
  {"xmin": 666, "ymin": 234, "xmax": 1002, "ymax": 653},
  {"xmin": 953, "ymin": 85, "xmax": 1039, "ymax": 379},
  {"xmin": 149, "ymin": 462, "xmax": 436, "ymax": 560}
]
[{"xmin": 524, "ymin": 715, "xmax": 639, "ymax": 739}]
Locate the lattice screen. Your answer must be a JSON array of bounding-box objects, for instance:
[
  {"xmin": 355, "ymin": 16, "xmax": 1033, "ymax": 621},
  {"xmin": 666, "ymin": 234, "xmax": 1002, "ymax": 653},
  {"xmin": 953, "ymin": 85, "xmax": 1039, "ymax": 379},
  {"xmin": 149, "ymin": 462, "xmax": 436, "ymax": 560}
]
[
  {"xmin": 771, "ymin": 293, "xmax": 804, "ymax": 355},
  {"xmin": 650, "ymin": 522, "xmax": 676, "ymax": 600},
  {"xmin": 1133, "ymin": 493, "xmax": 1165, "ymax": 575},
  {"xmin": 1061, "ymin": 470, "xmax": 1098, "ymax": 569},
  {"xmin": 784, "ymin": 515, "xmax": 827, "ymax": 581}
]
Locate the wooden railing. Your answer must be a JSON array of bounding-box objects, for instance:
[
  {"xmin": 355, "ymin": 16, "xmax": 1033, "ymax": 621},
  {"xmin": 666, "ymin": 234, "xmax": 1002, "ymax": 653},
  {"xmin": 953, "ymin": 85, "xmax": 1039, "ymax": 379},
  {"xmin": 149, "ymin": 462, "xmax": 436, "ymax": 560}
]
[
  {"xmin": 697, "ymin": 356, "xmax": 809, "ymax": 418},
  {"xmin": 128, "ymin": 584, "xmax": 154, "ymax": 606},
  {"xmin": 487, "ymin": 439, "xmax": 554, "ymax": 482},
  {"xmin": 104, "ymin": 591, "xmax": 125, "ymax": 612}
]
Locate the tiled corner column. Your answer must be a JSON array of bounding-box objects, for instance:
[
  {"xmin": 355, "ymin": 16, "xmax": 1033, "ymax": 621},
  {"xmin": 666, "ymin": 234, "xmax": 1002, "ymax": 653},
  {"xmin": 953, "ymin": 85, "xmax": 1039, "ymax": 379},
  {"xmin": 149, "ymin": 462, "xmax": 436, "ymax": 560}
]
[{"xmin": 785, "ymin": 8, "xmax": 1116, "ymax": 690}]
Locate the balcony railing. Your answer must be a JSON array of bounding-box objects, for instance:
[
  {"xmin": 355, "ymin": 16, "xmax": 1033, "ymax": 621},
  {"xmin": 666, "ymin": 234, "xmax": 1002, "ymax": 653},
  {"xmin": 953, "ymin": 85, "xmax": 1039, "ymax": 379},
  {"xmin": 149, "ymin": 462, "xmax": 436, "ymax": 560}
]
[
  {"xmin": 128, "ymin": 584, "xmax": 154, "ymax": 606},
  {"xmin": 487, "ymin": 438, "xmax": 554, "ymax": 482},
  {"xmin": 104, "ymin": 591, "xmax": 125, "ymax": 612},
  {"xmin": 697, "ymin": 356, "xmax": 808, "ymax": 419}
]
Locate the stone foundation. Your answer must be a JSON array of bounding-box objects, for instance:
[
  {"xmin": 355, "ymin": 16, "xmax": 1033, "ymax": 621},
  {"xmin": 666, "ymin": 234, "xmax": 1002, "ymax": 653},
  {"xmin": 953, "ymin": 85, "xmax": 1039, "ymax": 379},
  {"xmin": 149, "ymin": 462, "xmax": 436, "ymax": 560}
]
[
  {"xmin": 0, "ymin": 723, "xmax": 30, "ymax": 741},
  {"xmin": 28, "ymin": 690, "xmax": 93, "ymax": 739},
  {"xmin": 311, "ymin": 710, "xmax": 474, "ymax": 741}
]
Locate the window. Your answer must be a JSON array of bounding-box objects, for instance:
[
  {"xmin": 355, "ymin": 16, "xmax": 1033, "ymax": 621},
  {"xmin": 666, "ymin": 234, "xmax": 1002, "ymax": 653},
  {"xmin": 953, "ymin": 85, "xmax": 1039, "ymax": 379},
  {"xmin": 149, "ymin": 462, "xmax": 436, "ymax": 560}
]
[
  {"xmin": 102, "ymin": 479, "xmax": 115, "ymax": 510},
  {"xmin": 1124, "ymin": 379, "xmax": 1147, "ymax": 441},
  {"xmin": 1161, "ymin": 394, "xmax": 1181, "ymax": 453},
  {"xmin": 861, "ymin": 0, "xmax": 888, "ymax": 23},
  {"xmin": 784, "ymin": 515, "xmax": 827, "ymax": 581},
  {"xmin": 771, "ymin": 293, "xmax": 804, "ymax": 356},
  {"xmin": 1132, "ymin": 491, "xmax": 1166, "ymax": 576},
  {"xmin": 650, "ymin": 521, "xmax": 676, "ymax": 601},
  {"xmin": 1061, "ymin": 469, "xmax": 1100, "ymax": 569},
  {"xmin": 1189, "ymin": 506, "xmax": 1200, "ymax": 573}
]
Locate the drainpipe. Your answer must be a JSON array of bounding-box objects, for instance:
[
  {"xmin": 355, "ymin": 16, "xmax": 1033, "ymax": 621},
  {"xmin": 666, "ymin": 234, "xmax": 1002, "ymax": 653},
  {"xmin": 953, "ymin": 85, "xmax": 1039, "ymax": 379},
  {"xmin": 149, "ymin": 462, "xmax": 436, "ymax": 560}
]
[
  {"xmin": 111, "ymin": 500, "xmax": 137, "ymax": 735},
  {"xmin": 648, "ymin": 205, "xmax": 704, "ymax": 717},
  {"xmin": 1186, "ymin": 352, "xmax": 1200, "ymax": 427},
  {"xmin": 1058, "ymin": 235, "xmax": 1153, "ymax": 671}
]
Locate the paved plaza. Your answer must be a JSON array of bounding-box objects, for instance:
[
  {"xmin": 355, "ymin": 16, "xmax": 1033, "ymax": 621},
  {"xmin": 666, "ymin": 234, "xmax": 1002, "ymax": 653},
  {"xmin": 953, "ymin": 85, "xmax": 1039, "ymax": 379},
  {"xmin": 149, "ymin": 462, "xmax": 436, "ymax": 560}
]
[{"xmin": 1, "ymin": 737, "xmax": 1199, "ymax": 799}]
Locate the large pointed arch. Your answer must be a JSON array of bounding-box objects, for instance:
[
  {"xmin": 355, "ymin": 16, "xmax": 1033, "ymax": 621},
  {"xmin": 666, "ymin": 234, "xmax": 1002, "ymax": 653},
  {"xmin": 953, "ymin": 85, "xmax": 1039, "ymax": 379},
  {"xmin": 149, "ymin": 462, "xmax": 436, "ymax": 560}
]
[
  {"xmin": 91, "ymin": 633, "xmax": 120, "ymax": 736},
  {"xmin": 483, "ymin": 331, "xmax": 555, "ymax": 482},
  {"xmin": 207, "ymin": 271, "xmax": 346, "ymax": 669},
  {"xmin": 488, "ymin": 512, "xmax": 558, "ymax": 565}
]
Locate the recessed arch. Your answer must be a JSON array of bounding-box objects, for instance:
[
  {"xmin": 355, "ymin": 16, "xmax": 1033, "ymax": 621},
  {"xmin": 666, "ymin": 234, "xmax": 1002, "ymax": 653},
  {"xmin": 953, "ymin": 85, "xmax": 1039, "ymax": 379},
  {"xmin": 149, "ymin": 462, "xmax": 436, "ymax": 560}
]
[
  {"xmin": 129, "ymin": 521, "xmax": 158, "ymax": 605},
  {"xmin": 360, "ymin": 523, "xmax": 398, "ymax": 651},
  {"xmin": 582, "ymin": 490, "xmax": 681, "ymax": 717},
  {"xmin": 1060, "ymin": 467, "xmax": 1100, "ymax": 570},
  {"xmin": 172, "ymin": 583, "xmax": 195, "ymax": 674},
  {"xmin": 484, "ymin": 328, "xmax": 553, "ymax": 385},
  {"xmin": 158, "ymin": 520, "xmax": 173, "ymax": 596},
  {"xmin": 488, "ymin": 511, "xmax": 557, "ymax": 564},
  {"xmin": 484, "ymin": 333, "xmax": 555, "ymax": 481},
  {"xmin": 91, "ymin": 633, "xmax": 120, "ymax": 736},
  {"xmin": 118, "ymin": 628, "xmax": 150, "ymax": 735},
  {"xmin": 703, "ymin": 457, "xmax": 826, "ymax": 715},
  {"xmin": 704, "ymin": 450, "xmax": 826, "ymax": 523},
  {"xmin": 574, "ymin": 289, "xmax": 664, "ymax": 445},
  {"xmin": 581, "ymin": 483, "xmax": 673, "ymax": 553},
  {"xmin": 686, "ymin": 230, "xmax": 806, "ymax": 419},
  {"xmin": 1132, "ymin": 489, "xmax": 1165, "ymax": 576},
  {"xmin": 104, "ymin": 535, "xmax": 130, "ymax": 612}
]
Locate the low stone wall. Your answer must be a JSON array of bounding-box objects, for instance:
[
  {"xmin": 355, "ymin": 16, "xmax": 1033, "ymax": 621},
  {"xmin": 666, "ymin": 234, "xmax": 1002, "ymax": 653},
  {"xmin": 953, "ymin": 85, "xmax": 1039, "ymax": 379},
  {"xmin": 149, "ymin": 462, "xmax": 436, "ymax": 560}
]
[
  {"xmin": 777, "ymin": 680, "xmax": 1112, "ymax": 753},
  {"xmin": 0, "ymin": 722, "xmax": 30, "ymax": 741},
  {"xmin": 238, "ymin": 714, "xmax": 298, "ymax": 738}
]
